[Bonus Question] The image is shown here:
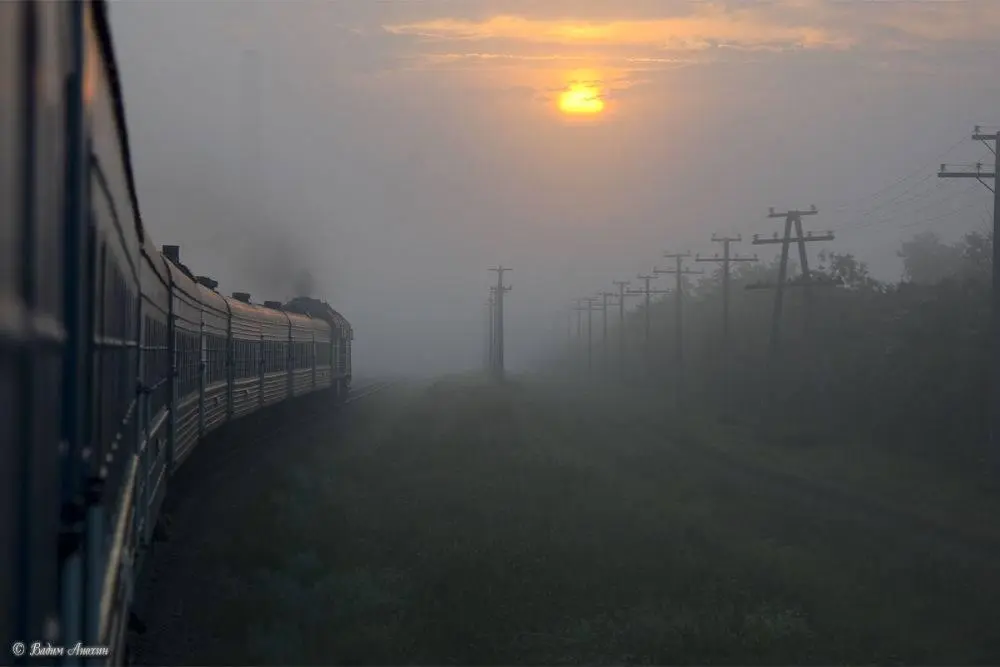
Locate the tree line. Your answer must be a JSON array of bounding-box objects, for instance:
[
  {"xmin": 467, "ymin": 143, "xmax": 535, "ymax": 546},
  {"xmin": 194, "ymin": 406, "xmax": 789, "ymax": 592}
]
[{"xmin": 553, "ymin": 229, "xmax": 993, "ymax": 467}]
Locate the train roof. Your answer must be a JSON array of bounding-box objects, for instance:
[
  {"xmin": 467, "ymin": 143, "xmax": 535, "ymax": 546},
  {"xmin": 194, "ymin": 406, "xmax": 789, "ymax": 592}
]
[
  {"xmin": 92, "ymin": 0, "xmax": 145, "ymax": 244},
  {"xmin": 285, "ymin": 309, "xmax": 329, "ymax": 333},
  {"xmin": 196, "ymin": 284, "xmax": 230, "ymax": 316},
  {"xmin": 140, "ymin": 236, "xmax": 171, "ymax": 287},
  {"xmin": 284, "ymin": 297, "xmax": 353, "ymax": 338},
  {"xmin": 224, "ymin": 296, "xmax": 291, "ymax": 326}
]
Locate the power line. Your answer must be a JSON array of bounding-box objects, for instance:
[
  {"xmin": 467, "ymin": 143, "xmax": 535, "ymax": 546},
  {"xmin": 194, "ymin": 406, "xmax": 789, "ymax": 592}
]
[
  {"xmin": 836, "ymin": 182, "xmax": 981, "ymax": 234},
  {"xmin": 822, "ymin": 133, "xmax": 969, "ymax": 214}
]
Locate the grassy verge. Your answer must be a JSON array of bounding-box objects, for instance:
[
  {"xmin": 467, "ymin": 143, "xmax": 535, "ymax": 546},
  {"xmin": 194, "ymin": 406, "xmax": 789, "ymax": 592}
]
[
  {"xmin": 541, "ymin": 379, "xmax": 1000, "ymax": 549},
  {"xmin": 159, "ymin": 376, "xmax": 1000, "ymax": 665},
  {"xmin": 679, "ymin": 404, "xmax": 1000, "ymax": 550}
]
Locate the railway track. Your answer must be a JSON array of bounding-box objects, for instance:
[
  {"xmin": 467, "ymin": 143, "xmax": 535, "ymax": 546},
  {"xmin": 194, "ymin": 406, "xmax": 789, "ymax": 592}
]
[{"xmin": 345, "ymin": 380, "xmax": 392, "ymax": 403}]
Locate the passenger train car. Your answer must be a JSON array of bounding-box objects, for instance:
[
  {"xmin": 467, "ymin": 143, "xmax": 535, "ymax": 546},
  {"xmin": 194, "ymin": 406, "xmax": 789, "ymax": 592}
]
[{"xmin": 1, "ymin": 1, "xmax": 353, "ymax": 663}]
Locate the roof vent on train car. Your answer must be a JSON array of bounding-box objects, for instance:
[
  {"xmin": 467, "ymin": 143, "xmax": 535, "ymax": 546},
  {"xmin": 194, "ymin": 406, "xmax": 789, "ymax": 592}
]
[
  {"xmin": 263, "ymin": 300, "xmax": 283, "ymax": 310},
  {"xmin": 162, "ymin": 245, "xmax": 180, "ymax": 264},
  {"xmin": 232, "ymin": 292, "xmax": 252, "ymax": 303},
  {"xmin": 196, "ymin": 276, "xmax": 219, "ymax": 290}
]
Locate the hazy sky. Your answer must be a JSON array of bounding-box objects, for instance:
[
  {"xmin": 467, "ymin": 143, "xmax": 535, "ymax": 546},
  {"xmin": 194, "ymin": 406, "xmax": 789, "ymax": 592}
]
[{"xmin": 109, "ymin": 0, "xmax": 999, "ymax": 376}]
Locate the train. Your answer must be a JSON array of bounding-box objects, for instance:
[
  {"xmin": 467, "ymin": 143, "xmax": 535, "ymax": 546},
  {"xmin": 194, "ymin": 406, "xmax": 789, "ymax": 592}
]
[{"xmin": 1, "ymin": 1, "xmax": 353, "ymax": 663}]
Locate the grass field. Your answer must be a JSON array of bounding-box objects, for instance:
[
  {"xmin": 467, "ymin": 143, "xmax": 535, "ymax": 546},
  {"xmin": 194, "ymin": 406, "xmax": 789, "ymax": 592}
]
[{"xmin": 139, "ymin": 375, "xmax": 1000, "ymax": 665}]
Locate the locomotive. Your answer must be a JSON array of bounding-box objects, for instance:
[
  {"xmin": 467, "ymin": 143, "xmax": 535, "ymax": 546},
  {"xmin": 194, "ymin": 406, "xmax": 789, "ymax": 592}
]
[{"xmin": 1, "ymin": 1, "xmax": 352, "ymax": 663}]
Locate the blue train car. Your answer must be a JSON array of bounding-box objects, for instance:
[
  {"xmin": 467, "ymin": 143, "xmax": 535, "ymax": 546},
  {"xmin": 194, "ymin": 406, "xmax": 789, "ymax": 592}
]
[
  {"xmin": 284, "ymin": 296, "xmax": 353, "ymax": 398},
  {"xmin": 1, "ymin": 0, "xmax": 75, "ymax": 653},
  {"xmin": 2, "ymin": 2, "xmax": 355, "ymax": 663}
]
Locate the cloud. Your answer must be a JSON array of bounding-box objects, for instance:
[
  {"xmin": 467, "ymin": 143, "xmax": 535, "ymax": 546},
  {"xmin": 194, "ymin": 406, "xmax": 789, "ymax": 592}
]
[
  {"xmin": 380, "ymin": 1, "xmax": 1000, "ymax": 72},
  {"xmin": 406, "ymin": 51, "xmax": 697, "ymax": 74},
  {"xmin": 383, "ymin": 10, "xmax": 854, "ymax": 53}
]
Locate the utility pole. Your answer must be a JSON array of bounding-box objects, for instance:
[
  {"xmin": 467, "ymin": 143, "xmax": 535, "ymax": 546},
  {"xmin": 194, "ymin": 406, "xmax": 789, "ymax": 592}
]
[
  {"xmin": 653, "ymin": 253, "xmax": 704, "ymax": 408},
  {"xmin": 750, "ymin": 206, "xmax": 832, "ymax": 346},
  {"xmin": 748, "ymin": 207, "xmax": 835, "ymax": 407},
  {"xmin": 627, "ymin": 274, "xmax": 671, "ymax": 373},
  {"xmin": 486, "ymin": 287, "xmax": 496, "ymax": 372},
  {"xmin": 939, "ymin": 126, "xmax": 999, "ymax": 466},
  {"xmin": 599, "ymin": 291, "xmax": 618, "ymax": 375},
  {"xmin": 566, "ymin": 306, "xmax": 573, "ymax": 350},
  {"xmin": 572, "ymin": 298, "xmax": 585, "ymax": 373},
  {"xmin": 575, "ymin": 298, "xmax": 584, "ymax": 341},
  {"xmin": 574, "ymin": 297, "xmax": 600, "ymax": 374},
  {"xmin": 489, "ymin": 267, "xmax": 511, "ymax": 380},
  {"xmin": 697, "ymin": 235, "xmax": 758, "ymax": 416},
  {"xmin": 613, "ymin": 280, "xmax": 638, "ymax": 376}
]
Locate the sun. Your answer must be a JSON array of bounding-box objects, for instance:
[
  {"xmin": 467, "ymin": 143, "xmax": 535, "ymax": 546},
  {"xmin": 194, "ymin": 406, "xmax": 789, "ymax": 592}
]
[{"xmin": 558, "ymin": 83, "xmax": 605, "ymax": 115}]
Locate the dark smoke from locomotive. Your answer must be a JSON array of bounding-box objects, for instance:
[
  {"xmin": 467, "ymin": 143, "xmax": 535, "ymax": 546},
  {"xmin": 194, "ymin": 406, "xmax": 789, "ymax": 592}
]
[{"xmin": 295, "ymin": 269, "xmax": 316, "ymax": 298}]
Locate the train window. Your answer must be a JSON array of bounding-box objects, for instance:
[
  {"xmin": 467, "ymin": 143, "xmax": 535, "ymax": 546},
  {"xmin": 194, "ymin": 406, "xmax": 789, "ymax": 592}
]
[
  {"xmin": 206, "ymin": 335, "xmax": 214, "ymax": 383},
  {"xmin": 143, "ymin": 315, "xmax": 169, "ymax": 416},
  {"xmin": 272, "ymin": 341, "xmax": 286, "ymax": 373},
  {"xmin": 238, "ymin": 340, "xmax": 245, "ymax": 378},
  {"xmin": 175, "ymin": 330, "xmax": 200, "ymax": 398},
  {"xmin": 99, "ymin": 262, "xmax": 133, "ymax": 461},
  {"xmin": 157, "ymin": 319, "xmax": 168, "ymax": 411},
  {"xmin": 212, "ymin": 335, "xmax": 220, "ymax": 383},
  {"xmin": 234, "ymin": 339, "xmax": 255, "ymax": 379},
  {"xmin": 205, "ymin": 334, "xmax": 226, "ymax": 384},
  {"xmin": 269, "ymin": 341, "xmax": 281, "ymax": 373}
]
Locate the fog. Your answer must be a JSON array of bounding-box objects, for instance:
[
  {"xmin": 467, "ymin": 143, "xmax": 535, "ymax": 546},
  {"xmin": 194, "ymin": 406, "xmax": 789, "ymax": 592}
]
[{"xmin": 108, "ymin": 0, "xmax": 999, "ymax": 378}]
